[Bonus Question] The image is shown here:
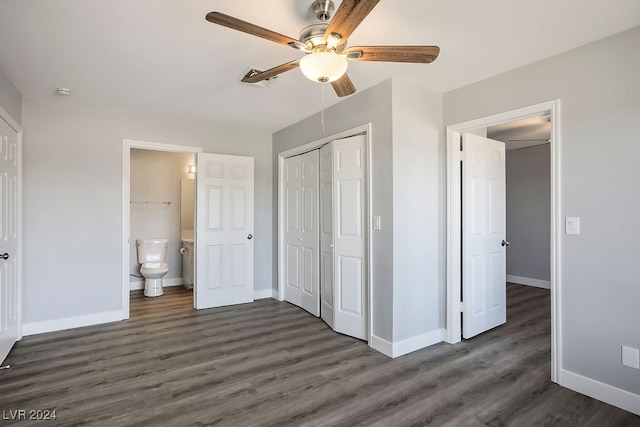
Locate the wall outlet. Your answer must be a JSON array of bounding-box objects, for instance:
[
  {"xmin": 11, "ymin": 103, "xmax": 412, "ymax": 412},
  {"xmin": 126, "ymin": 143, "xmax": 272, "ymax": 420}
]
[{"xmin": 622, "ymin": 345, "xmax": 640, "ymax": 369}]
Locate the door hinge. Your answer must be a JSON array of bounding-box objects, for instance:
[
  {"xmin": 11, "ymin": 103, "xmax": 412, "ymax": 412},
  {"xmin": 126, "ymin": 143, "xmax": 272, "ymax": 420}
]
[{"xmin": 460, "ymin": 301, "xmax": 464, "ymax": 311}]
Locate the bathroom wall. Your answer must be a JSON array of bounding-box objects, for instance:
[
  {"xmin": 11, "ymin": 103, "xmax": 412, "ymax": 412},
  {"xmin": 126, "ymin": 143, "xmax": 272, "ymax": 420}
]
[
  {"xmin": 506, "ymin": 144, "xmax": 551, "ymax": 284},
  {"xmin": 129, "ymin": 149, "xmax": 194, "ymax": 287},
  {"xmin": 180, "ymin": 178, "xmax": 195, "ymax": 238}
]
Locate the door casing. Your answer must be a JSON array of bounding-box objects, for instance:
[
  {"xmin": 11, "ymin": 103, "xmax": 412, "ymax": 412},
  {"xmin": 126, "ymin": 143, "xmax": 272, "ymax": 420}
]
[
  {"xmin": 121, "ymin": 139, "xmax": 202, "ymax": 319},
  {"xmin": 445, "ymin": 100, "xmax": 562, "ymax": 383},
  {"xmin": 277, "ymin": 124, "xmax": 372, "ymax": 345}
]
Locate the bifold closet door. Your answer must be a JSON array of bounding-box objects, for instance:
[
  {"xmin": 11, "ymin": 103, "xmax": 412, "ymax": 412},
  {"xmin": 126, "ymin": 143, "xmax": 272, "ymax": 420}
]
[
  {"xmin": 331, "ymin": 135, "xmax": 367, "ymax": 340},
  {"xmin": 284, "ymin": 150, "xmax": 320, "ymax": 316},
  {"xmin": 319, "ymin": 144, "xmax": 334, "ymax": 328}
]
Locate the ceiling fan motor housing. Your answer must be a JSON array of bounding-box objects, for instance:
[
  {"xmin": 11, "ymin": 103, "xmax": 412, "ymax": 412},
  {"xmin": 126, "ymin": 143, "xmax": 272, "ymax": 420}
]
[{"xmin": 312, "ymin": 0, "xmax": 335, "ymax": 21}]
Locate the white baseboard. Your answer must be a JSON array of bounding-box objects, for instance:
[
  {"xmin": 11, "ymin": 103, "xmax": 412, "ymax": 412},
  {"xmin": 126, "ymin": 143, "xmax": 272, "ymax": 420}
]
[
  {"xmin": 129, "ymin": 278, "xmax": 185, "ymax": 291},
  {"xmin": 370, "ymin": 329, "xmax": 444, "ymax": 359},
  {"xmin": 560, "ymin": 369, "xmax": 640, "ymax": 415},
  {"xmin": 506, "ymin": 275, "xmax": 550, "ymax": 289},
  {"xmin": 23, "ymin": 310, "xmax": 123, "ymax": 336}
]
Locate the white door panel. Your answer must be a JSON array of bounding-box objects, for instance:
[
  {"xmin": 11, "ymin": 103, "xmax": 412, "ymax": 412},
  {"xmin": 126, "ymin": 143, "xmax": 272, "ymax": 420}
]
[
  {"xmin": 332, "ymin": 135, "xmax": 367, "ymax": 340},
  {"xmin": 319, "ymin": 144, "xmax": 334, "ymax": 327},
  {"xmin": 284, "ymin": 151, "xmax": 319, "ymax": 316},
  {"xmin": 195, "ymin": 153, "xmax": 254, "ymax": 309},
  {"xmin": 0, "ymin": 118, "xmax": 19, "ymax": 363},
  {"xmin": 462, "ymin": 133, "xmax": 506, "ymax": 338}
]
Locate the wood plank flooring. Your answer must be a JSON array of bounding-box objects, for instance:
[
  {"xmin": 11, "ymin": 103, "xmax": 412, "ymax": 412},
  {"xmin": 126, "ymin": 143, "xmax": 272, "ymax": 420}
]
[{"xmin": 1, "ymin": 284, "xmax": 638, "ymax": 426}]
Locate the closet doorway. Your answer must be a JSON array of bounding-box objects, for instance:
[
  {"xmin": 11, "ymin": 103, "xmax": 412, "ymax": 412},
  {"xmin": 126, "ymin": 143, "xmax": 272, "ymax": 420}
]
[{"xmin": 277, "ymin": 125, "xmax": 371, "ymax": 342}]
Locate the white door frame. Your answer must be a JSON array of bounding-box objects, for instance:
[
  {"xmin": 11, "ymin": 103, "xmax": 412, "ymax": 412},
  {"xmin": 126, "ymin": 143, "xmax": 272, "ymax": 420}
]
[
  {"xmin": 121, "ymin": 139, "xmax": 202, "ymax": 319},
  {"xmin": 277, "ymin": 123, "xmax": 373, "ymax": 344},
  {"xmin": 445, "ymin": 100, "xmax": 562, "ymax": 383}
]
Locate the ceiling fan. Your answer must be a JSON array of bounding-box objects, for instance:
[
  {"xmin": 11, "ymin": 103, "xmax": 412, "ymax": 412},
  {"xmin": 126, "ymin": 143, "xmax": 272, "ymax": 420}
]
[{"xmin": 205, "ymin": 0, "xmax": 440, "ymax": 97}]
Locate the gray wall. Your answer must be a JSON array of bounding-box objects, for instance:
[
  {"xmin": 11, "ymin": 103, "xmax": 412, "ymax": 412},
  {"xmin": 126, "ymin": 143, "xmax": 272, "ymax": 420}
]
[
  {"xmin": 444, "ymin": 27, "xmax": 640, "ymax": 394},
  {"xmin": 391, "ymin": 80, "xmax": 444, "ymax": 341},
  {"xmin": 506, "ymin": 144, "xmax": 551, "ymax": 282},
  {"xmin": 0, "ymin": 65, "xmax": 21, "ymax": 126},
  {"xmin": 273, "ymin": 79, "xmax": 445, "ymax": 343},
  {"xmin": 22, "ymin": 98, "xmax": 272, "ymax": 325}
]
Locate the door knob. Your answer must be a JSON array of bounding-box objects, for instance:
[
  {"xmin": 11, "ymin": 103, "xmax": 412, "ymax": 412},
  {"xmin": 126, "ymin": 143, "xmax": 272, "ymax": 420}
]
[
  {"xmin": 0, "ymin": 253, "xmax": 9, "ymax": 260},
  {"xmin": 247, "ymin": 234, "xmax": 253, "ymax": 240},
  {"xmin": 501, "ymin": 240, "xmax": 510, "ymax": 247}
]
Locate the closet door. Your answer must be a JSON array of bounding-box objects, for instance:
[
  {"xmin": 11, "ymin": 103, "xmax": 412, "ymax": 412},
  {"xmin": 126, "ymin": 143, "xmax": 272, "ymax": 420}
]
[
  {"xmin": 284, "ymin": 151, "xmax": 319, "ymax": 316},
  {"xmin": 319, "ymin": 144, "xmax": 334, "ymax": 328},
  {"xmin": 332, "ymin": 135, "xmax": 367, "ymax": 340}
]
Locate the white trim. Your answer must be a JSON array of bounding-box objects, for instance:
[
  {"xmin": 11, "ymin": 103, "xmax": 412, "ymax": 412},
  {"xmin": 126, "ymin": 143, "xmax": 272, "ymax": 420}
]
[
  {"xmin": 122, "ymin": 139, "xmax": 202, "ymax": 319},
  {"xmin": 560, "ymin": 369, "xmax": 640, "ymax": 416},
  {"xmin": 129, "ymin": 278, "xmax": 185, "ymax": 291},
  {"xmin": 23, "ymin": 310, "xmax": 123, "ymax": 336},
  {"xmin": 370, "ymin": 335, "xmax": 394, "ymax": 358},
  {"xmin": 0, "ymin": 104, "xmax": 21, "ymax": 133},
  {"xmin": 254, "ymin": 289, "xmax": 275, "ymax": 300},
  {"xmin": 445, "ymin": 100, "xmax": 562, "ymax": 385},
  {"xmin": 506, "ymin": 275, "xmax": 551, "ymax": 289},
  {"xmin": 371, "ymin": 329, "xmax": 444, "ymax": 359},
  {"xmin": 276, "ymin": 124, "xmax": 373, "ymax": 344}
]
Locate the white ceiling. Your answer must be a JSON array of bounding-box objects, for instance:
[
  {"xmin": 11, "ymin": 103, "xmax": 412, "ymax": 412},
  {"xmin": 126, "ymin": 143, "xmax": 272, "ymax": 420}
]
[{"xmin": 1, "ymin": 0, "xmax": 639, "ymax": 131}]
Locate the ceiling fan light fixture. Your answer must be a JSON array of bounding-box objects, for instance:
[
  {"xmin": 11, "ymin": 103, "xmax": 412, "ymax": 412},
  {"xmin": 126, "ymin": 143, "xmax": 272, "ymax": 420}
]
[{"xmin": 300, "ymin": 50, "xmax": 348, "ymax": 83}]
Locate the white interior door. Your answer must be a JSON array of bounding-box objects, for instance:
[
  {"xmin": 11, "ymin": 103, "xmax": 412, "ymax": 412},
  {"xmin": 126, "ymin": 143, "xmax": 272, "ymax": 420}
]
[
  {"xmin": 332, "ymin": 135, "xmax": 367, "ymax": 340},
  {"xmin": 319, "ymin": 144, "xmax": 334, "ymax": 328},
  {"xmin": 0, "ymin": 118, "xmax": 19, "ymax": 363},
  {"xmin": 284, "ymin": 151, "xmax": 319, "ymax": 316},
  {"xmin": 195, "ymin": 153, "xmax": 254, "ymax": 309},
  {"xmin": 462, "ymin": 133, "xmax": 506, "ymax": 339}
]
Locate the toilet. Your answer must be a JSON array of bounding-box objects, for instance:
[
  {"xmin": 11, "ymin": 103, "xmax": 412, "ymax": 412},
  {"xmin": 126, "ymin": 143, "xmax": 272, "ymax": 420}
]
[{"xmin": 136, "ymin": 238, "xmax": 169, "ymax": 297}]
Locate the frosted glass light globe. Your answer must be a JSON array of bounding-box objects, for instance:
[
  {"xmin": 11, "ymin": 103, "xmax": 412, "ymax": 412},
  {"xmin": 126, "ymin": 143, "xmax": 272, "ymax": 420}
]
[{"xmin": 300, "ymin": 51, "xmax": 348, "ymax": 83}]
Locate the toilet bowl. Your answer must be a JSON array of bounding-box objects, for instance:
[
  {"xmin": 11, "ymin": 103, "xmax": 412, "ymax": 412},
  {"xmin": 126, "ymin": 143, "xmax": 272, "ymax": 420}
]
[{"xmin": 136, "ymin": 238, "xmax": 169, "ymax": 297}]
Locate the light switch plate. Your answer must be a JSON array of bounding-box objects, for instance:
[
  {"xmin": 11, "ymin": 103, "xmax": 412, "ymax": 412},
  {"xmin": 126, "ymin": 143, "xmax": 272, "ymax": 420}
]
[
  {"xmin": 566, "ymin": 217, "xmax": 580, "ymax": 235},
  {"xmin": 622, "ymin": 345, "xmax": 640, "ymax": 369},
  {"xmin": 373, "ymin": 216, "xmax": 381, "ymax": 230}
]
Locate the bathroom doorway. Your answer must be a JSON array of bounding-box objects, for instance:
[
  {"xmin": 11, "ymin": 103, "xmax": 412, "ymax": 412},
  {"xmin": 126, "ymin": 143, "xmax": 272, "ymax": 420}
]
[{"xmin": 122, "ymin": 139, "xmax": 202, "ymax": 318}]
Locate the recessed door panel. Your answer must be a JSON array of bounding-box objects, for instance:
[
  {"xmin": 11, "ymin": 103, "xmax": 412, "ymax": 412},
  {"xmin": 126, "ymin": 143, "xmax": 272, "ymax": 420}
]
[
  {"xmin": 462, "ymin": 133, "xmax": 506, "ymax": 339},
  {"xmin": 196, "ymin": 153, "xmax": 254, "ymax": 309},
  {"xmin": 0, "ymin": 119, "xmax": 19, "ymax": 364}
]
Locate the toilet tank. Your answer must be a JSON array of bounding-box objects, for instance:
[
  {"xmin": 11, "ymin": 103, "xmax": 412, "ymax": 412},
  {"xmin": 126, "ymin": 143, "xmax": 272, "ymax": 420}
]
[{"xmin": 136, "ymin": 238, "xmax": 169, "ymax": 263}]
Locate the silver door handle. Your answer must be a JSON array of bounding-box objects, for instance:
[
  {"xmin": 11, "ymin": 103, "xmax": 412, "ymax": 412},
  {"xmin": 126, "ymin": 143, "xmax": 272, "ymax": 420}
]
[
  {"xmin": 501, "ymin": 240, "xmax": 510, "ymax": 247},
  {"xmin": 247, "ymin": 234, "xmax": 253, "ymax": 240}
]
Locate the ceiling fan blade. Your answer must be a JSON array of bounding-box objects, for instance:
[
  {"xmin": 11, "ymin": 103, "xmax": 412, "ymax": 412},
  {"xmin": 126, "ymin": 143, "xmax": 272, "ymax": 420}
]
[
  {"xmin": 324, "ymin": 0, "xmax": 381, "ymax": 41},
  {"xmin": 241, "ymin": 60, "xmax": 300, "ymax": 84},
  {"xmin": 331, "ymin": 73, "xmax": 356, "ymax": 97},
  {"xmin": 206, "ymin": 12, "xmax": 299, "ymax": 46},
  {"xmin": 345, "ymin": 46, "xmax": 440, "ymax": 63}
]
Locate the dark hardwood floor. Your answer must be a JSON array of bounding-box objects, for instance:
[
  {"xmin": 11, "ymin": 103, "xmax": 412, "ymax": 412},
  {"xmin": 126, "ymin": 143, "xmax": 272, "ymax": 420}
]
[{"xmin": 1, "ymin": 284, "xmax": 638, "ymax": 426}]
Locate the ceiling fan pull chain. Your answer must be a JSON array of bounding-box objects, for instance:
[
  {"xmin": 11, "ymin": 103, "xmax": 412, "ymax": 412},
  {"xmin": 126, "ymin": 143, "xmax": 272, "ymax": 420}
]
[{"xmin": 321, "ymin": 82, "xmax": 325, "ymax": 135}]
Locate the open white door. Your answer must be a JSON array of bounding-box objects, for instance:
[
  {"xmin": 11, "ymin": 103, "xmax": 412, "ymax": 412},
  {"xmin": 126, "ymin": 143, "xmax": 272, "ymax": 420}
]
[
  {"xmin": 195, "ymin": 153, "xmax": 254, "ymax": 309},
  {"xmin": 319, "ymin": 144, "xmax": 334, "ymax": 327},
  {"xmin": 332, "ymin": 135, "xmax": 367, "ymax": 340},
  {"xmin": 283, "ymin": 151, "xmax": 319, "ymax": 316},
  {"xmin": 0, "ymin": 117, "xmax": 19, "ymax": 363},
  {"xmin": 462, "ymin": 133, "xmax": 506, "ymax": 339}
]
